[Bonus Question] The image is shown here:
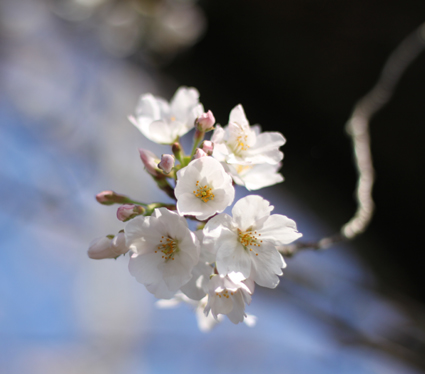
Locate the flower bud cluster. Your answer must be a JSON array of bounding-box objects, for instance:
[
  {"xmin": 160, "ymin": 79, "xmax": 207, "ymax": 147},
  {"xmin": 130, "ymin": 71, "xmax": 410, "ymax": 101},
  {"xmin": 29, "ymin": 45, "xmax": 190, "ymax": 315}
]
[{"xmin": 88, "ymin": 86, "xmax": 302, "ymax": 329}]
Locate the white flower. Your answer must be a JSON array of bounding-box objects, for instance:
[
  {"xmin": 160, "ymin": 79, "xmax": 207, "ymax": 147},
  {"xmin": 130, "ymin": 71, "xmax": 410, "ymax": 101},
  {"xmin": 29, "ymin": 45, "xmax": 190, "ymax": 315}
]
[
  {"xmin": 211, "ymin": 104, "xmax": 285, "ymax": 165},
  {"xmin": 129, "ymin": 86, "xmax": 204, "ymax": 144},
  {"xmin": 223, "ymin": 162, "xmax": 284, "ymax": 190},
  {"xmin": 204, "ymin": 274, "xmax": 253, "ymax": 324},
  {"xmin": 203, "ymin": 195, "xmax": 302, "ymax": 288},
  {"xmin": 175, "ymin": 156, "xmax": 235, "ymax": 221},
  {"xmin": 126, "ymin": 208, "xmax": 200, "ymax": 299}
]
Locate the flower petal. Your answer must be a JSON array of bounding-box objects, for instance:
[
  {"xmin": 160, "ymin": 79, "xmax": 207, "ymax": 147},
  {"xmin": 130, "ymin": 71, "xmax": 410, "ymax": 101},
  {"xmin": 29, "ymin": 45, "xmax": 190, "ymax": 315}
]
[
  {"xmin": 231, "ymin": 195, "xmax": 273, "ymax": 231},
  {"xmin": 259, "ymin": 214, "xmax": 302, "ymax": 245}
]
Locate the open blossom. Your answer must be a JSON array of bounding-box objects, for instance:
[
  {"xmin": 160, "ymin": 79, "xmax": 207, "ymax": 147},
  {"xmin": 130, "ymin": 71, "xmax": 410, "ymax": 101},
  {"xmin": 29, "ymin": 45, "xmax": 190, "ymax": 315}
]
[
  {"xmin": 129, "ymin": 86, "xmax": 204, "ymax": 144},
  {"xmin": 204, "ymin": 273, "xmax": 253, "ymax": 324},
  {"xmin": 224, "ymin": 162, "xmax": 284, "ymax": 191},
  {"xmin": 203, "ymin": 195, "xmax": 302, "ymax": 288},
  {"xmin": 126, "ymin": 208, "xmax": 200, "ymax": 299},
  {"xmin": 211, "ymin": 104, "xmax": 285, "ymax": 165},
  {"xmin": 175, "ymin": 156, "xmax": 235, "ymax": 221}
]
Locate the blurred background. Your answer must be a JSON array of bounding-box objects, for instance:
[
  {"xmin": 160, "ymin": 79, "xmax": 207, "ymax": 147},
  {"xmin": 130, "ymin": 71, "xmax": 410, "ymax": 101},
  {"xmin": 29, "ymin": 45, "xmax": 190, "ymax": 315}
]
[{"xmin": 1, "ymin": 0, "xmax": 425, "ymax": 373}]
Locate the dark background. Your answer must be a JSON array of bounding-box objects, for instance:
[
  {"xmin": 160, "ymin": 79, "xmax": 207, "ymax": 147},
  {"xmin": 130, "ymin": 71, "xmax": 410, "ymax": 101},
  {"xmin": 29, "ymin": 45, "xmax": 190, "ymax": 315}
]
[{"xmin": 159, "ymin": 0, "xmax": 425, "ymax": 301}]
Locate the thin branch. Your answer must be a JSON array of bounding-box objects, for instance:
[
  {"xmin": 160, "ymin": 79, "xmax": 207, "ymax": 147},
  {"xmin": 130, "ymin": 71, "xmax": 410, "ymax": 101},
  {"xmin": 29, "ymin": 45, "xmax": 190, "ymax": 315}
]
[{"xmin": 280, "ymin": 22, "xmax": 425, "ymax": 257}]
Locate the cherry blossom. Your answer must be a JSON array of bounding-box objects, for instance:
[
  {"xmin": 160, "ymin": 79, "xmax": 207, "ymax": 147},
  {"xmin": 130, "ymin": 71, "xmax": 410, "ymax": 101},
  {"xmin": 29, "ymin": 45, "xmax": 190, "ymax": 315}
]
[
  {"xmin": 203, "ymin": 195, "xmax": 302, "ymax": 288},
  {"xmin": 129, "ymin": 86, "xmax": 204, "ymax": 144},
  {"xmin": 211, "ymin": 104, "xmax": 285, "ymax": 165},
  {"xmin": 126, "ymin": 208, "xmax": 200, "ymax": 299},
  {"xmin": 175, "ymin": 156, "xmax": 235, "ymax": 221},
  {"xmin": 204, "ymin": 273, "xmax": 253, "ymax": 324}
]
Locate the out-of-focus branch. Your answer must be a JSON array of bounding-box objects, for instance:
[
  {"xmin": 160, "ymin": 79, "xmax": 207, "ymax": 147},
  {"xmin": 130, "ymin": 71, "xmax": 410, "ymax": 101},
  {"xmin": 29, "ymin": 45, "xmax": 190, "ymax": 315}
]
[{"xmin": 280, "ymin": 22, "xmax": 425, "ymax": 257}]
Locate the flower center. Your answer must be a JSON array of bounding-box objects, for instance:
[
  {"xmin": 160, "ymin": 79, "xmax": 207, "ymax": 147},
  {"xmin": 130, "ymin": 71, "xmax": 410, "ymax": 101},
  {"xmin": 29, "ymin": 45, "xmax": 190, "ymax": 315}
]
[
  {"xmin": 237, "ymin": 228, "xmax": 262, "ymax": 256},
  {"xmin": 215, "ymin": 289, "xmax": 234, "ymax": 299},
  {"xmin": 193, "ymin": 180, "xmax": 215, "ymax": 203},
  {"xmin": 234, "ymin": 164, "xmax": 253, "ymax": 176},
  {"xmin": 155, "ymin": 236, "xmax": 179, "ymax": 261}
]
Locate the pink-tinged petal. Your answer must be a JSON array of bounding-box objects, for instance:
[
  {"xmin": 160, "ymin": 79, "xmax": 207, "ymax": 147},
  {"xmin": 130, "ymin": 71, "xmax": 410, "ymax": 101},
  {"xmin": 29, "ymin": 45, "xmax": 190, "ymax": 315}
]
[
  {"xmin": 229, "ymin": 104, "xmax": 250, "ymax": 128},
  {"xmin": 231, "ymin": 195, "xmax": 273, "ymax": 231},
  {"xmin": 202, "ymin": 140, "xmax": 214, "ymax": 155},
  {"xmin": 128, "ymin": 252, "xmax": 163, "ymax": 285},
  {"xmin": 158, "ymin": 154, "xmax": 175, "ymax": 174},
  {"xmin": 249, "ymin": 242, "xmax": 285, "ymax": 288},
  {"xmin": 259, "ymin": 214, "xmax": 302, "ymax": 245},
  {"xmin": 196, "ymin": 110, "xmax": 215, "ymax": 131}
]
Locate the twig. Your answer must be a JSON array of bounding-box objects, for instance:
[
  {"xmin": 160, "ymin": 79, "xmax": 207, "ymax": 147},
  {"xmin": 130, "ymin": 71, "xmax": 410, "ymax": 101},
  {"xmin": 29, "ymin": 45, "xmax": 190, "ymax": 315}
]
[{"xmin": 280, "ymin": 22, "xmax": 425, "ymax": 257}]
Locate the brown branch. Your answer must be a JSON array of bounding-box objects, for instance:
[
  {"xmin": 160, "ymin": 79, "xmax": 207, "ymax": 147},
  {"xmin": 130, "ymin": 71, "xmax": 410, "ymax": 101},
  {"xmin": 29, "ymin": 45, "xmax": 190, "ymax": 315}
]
[{"xmin": 280, "ymin": 22, "xmax": 425, "ymax": 257}]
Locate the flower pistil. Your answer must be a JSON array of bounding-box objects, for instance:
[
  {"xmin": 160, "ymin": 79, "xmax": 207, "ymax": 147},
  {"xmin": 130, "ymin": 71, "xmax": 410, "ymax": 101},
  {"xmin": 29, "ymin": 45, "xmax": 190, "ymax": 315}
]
[
  {"xmin": 237, "ymin": 228, "xmax": 262, "ymax": 256},
  {"xmin": 193, "ymin": 181, "xmax": 215, "ymax": 203},
  {"xmin": 156, "ymin": 236, "xmax": 179, "ymax": 261}
]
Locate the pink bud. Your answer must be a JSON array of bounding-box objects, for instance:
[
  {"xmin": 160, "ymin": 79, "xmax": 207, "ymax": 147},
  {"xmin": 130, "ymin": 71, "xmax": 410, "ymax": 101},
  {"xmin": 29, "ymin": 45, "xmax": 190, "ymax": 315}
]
[
  {"xmin": 194, "ymin": 148, "xmax": 207, "ymax": 159},
  {"xmin": 96, "ymin": 190, "xmax": 130, "ymax": 205},
  {"xmin": 117, "ymin": 204, "xmax": 145, "ymax": 222},
  {"xmin": 158, "ymin": 154, "xmax": 175, "ymax": 174},
  {"xmin": 88, "ymin": 234, "xmax": 129, "ymax": 259},
  {"xmin": 196, "ymin": 110, "xmax": 215, "ymax": 131},
  {"xmin": 96, "ymin": 191, "xmax": 115, "ymax": 205},
  {"xmin": 139, "ymin": 149, "xmax": 161, "ymax": 177},
  {"xmin": 202, "ymin": 140, "xmax": 214, "ymax": 156}
]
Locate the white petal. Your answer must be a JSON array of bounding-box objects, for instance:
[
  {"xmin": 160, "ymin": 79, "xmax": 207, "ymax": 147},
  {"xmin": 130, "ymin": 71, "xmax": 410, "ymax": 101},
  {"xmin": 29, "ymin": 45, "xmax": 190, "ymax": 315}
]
[
  {"xmin": 216, "ymin": 238, "xmax": 252, "ymax": 279},
  {"xmin": 226, "ymin": 292, "xmax": 246, "ymax": 324},
  {"xmin": 159, "ymin": 254, "xmax": 193, "ymax": 292},
  {"xmin": 231, "ymin": 195, "xmax": 273, "ymax": 231},
  {"xmin": 245, "ymin": 132, "xmax": 285, "ymax": 164},
  {"xmin": 147, "ymin": 120, "xmax": 176, "ymax": 144},
  {"xmin": 249, "ymin": 243, "xmax": 285, "ymax": 288},
  {"xmin": 146, "ymin": 279, "xmax": 177, "ymax": 299},
  {"xmin": 229, "ymin": 104, "xmax": 250, "ymax": 128},
  {"xmin": 259, "ymin": 214, "xmax": 302, "ymax": 245},
  {"xmin": 128, "ymin": 252, "xmax": 163, "ymax": 285}
]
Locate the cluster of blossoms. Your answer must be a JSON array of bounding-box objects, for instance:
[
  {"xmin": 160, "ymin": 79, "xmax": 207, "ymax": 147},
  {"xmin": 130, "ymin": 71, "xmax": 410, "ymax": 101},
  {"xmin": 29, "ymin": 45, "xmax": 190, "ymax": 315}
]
[{"xmin": 89, "ymin": 86, "xmax": 302, "ymax": 330}]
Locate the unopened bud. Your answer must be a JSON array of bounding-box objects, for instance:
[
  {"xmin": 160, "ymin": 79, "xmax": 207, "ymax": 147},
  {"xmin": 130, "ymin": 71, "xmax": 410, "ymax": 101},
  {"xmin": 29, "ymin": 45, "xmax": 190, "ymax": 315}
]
[
  {"xmin": 139, "ymin": 149, "xmax": 161, "ymax": 177},
  {"xmin": 196, "ymin": 110, "xmax": 215, "ymax": 132},
  {"xmin": 202, "ymin": 140, "xmax": 214, "ymax": 156},
  {"xmin": 88, "ymin": 233, "xmax": 129, "ymax": 259},
  {"xmin": 158, "ymin": 154, "xmax": 175, "ymax": 174},
  {"xmin": 96, "ymin": 190, "xmax": 130, "ymax": 205},
  {"xmin": 117, "ymin": 204, "xmax": 145, "ymax": 222},
  {"xmin": 194, "ymin": 148, "xmax": 207, "ymax": 159},
  {"xmin": 172, "ymin": 142, "xmax": 183, "ymax": 162}
]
